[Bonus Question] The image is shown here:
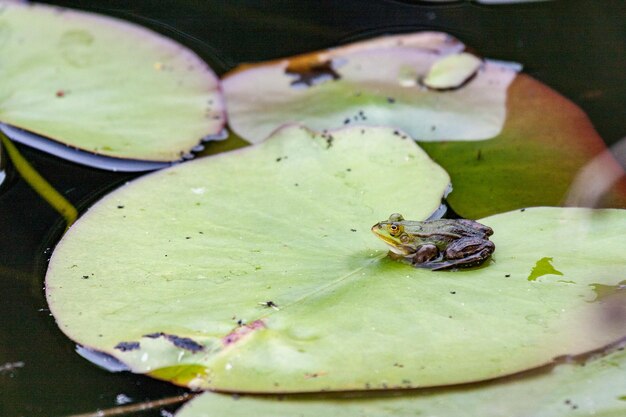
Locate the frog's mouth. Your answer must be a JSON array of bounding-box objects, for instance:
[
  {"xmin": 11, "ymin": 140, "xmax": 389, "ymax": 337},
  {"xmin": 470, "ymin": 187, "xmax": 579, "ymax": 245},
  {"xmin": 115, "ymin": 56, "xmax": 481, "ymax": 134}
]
[{"xmin": 371, "ymin": 224, "xmax": 411, "ymax": 256}]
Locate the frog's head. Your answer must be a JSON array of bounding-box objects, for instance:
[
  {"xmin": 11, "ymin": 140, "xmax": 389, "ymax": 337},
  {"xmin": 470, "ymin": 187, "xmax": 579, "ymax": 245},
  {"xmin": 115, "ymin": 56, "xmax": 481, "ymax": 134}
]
[{"xmin": 371, "ymin": 213, "xmax": 418, "ymax": 256}]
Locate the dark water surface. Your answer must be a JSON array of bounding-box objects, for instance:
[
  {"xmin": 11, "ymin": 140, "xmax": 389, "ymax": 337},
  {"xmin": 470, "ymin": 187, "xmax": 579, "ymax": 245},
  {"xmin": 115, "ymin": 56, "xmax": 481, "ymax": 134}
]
[{"xmin": 1, "ymin": 1, "xmax": 625, "ymax": 416}]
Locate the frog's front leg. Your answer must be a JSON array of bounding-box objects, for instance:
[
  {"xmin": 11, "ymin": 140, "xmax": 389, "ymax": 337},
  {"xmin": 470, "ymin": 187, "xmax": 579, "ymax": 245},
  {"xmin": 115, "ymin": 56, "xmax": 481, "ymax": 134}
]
[
  {"xmin": 411, "ymin": 244, "xmax": 440, "ymax": 265},
  {"xmin": 433, "ymin": 237, "xmax": 495, "ymax": 270}
]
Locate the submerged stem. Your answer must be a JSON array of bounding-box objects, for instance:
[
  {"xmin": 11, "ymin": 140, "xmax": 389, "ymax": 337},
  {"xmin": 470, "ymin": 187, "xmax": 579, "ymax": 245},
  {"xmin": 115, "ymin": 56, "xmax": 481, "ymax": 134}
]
[
  {"xmin": 0, "ymin": 129, "xmax": 77, "ymax": 230},
  {"xmin": 64, "ymin": 392, "xmax": 196, "ymax": 417}
]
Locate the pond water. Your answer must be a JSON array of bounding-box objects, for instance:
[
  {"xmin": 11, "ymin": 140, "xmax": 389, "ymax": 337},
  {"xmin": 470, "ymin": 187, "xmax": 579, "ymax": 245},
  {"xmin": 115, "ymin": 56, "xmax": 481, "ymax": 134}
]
[{"xmin": 1, "ymin": 1, "xmax": 625, "ymax": 416}]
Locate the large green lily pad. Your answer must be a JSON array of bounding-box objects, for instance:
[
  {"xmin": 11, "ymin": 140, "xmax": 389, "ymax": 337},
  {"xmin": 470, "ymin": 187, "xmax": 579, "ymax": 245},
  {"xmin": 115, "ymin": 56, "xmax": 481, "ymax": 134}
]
[
  {"xmin": 0, "ymin": 1, "xmax": 224, "ymax": 162},
  {"xmin": 177, "ymin": 346, "xmax": 626, "ymax": 417},
  {"xmin": 223, "ymin": 32, "xmax": 517, "ymax": 144},
  {"xmin": 46, "ymin": 125, "xmax": 626, "ymax": 392}
]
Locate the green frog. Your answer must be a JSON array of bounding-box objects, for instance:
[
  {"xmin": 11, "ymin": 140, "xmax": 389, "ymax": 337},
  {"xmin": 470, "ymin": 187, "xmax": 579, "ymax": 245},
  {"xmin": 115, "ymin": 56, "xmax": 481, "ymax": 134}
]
[{"xmin": 371, "ymin": 213, "xmax": 495, "ymax": 271}]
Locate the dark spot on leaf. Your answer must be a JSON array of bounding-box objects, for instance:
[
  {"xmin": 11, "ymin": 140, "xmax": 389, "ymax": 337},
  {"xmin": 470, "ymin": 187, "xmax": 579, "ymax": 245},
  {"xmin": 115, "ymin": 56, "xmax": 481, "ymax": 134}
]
[
  {"xmin": 346, "ymin": 168, "xmax": 351, "ymax": 172},
  {"xmin": 260, "ymin": 301, "xmax": 279, "ymax": 309},
  {"xmin": 117, "ymin": 205, "xmax": 124, "ymax": 209},
  {"xmin": 476, "ymin": 149, "xmax": 482, "ymax": 161},
  {"xmin": 56, "ymin": 90, "xmax": 65, "ymax": 97},
  {"xmin": 344, "ymin": 118, "xmax": 350, "ymax": 125},
  {"xmin": 114, "ymin": 341, "xmax": 140, "ymax": 352},
  {"xmin": 505, "ymin": 274, "xmax": 511, "ymax": 277},
  {"xmin": 521, "ymin": 208, "xmax": 526, "ymax": 212},
  {"xmin": 450, "ymin": 291, "xmax": 456, "ymax": 294},
  {"xmin": 387, "ymin": 97, "xmax": 395, "ymax": 104},
  {"xmin": 142, "ymin": 332, "xmax": 203, "ymax": 352},
  {"xmin": 165, "ymin": 335, "xmax": 204, "ymax": 352},
  {"xmin": 321, "ymin": 132, "xmax": 334, "ymax": 148},
  {"xmin": 82, "ymin": 275, "xmax": 89, "ymax": 279},
  {"xmin": 431, "ymin": 125, "xmax": 436, "ymax": 131},
  {"xmin": 276, "ymin": 157, "xmax": 282, "ymax": 162},
  {"xmin": 350, "ymin": 229, "xmax": 357, "ymax": 232}
]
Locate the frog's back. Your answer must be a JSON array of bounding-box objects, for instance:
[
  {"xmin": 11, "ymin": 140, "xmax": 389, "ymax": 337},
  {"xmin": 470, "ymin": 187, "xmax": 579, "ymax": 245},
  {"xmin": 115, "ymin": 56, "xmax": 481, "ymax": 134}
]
[{"xmin": 421, "ymin": 219, "xmax": 492, "ymax": 239}]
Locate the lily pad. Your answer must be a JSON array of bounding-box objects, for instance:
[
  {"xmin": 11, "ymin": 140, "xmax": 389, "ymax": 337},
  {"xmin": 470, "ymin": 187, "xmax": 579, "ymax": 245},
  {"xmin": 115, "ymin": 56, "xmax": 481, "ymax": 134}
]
[
  {"xmin": 223, "ymin": 32, "xmax": 518, "ymax": 144},
  {"xmin": 0, "ymin": 1, "xmax": 225, "ymax": 163},
  {"xmin": 421, "ymin": 52, "xmax": 482, "ymax": 90},
  {"xmin": 222, "ymin": 31, "xmax": 626, "ymax": 218},
  {"xmin": 46, "ymin": 125, "xmax": 626, "ymax": 392},
  {"xmin": 420, "ymin": 74, "xmax": 626, "ymax": 218},
  {"xmin": 176, "ymin": 346, "xmax": 626, "ymax": 417}
]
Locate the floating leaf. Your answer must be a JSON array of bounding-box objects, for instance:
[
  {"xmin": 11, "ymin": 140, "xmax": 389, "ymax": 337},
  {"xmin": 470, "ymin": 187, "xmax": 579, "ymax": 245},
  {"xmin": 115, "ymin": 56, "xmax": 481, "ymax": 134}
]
[
  {"xmin": 421, "ymin": 52, "xmax": 482, "ymax": 90},
  {"xmin": 222, "ymin": 30, "xmax": 626, "ymax": 218},
  {"xmin": 223, "ymin": 32, "xmax": 517, "ymax": 144},
  {"xmin": 0, "ymin": 1, "xmax": 225, "ymax": 163},
  {"xmin": 46, "ymin": 125, "xmax": 626, "ymax": 392},
  {"xmin": 420, "ymin": 74, "xmax": 626, "ymax": 218},
  {"xmin": 176, "ymin": 346, "xmax": 626, "ymax": 417}
]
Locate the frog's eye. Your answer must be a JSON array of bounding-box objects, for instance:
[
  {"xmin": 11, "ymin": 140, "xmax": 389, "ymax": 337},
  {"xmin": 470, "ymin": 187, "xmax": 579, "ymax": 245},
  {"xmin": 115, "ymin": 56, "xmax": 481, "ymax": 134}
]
[{"xmin": 388, "ymin": 223, "xmax": 403, "ymax": 236}]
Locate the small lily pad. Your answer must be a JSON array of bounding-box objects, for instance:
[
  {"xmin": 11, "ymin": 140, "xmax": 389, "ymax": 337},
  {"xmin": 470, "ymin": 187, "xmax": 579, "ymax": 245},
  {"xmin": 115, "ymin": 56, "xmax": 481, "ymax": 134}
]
[
  {"xmin": 0, "ymin": 2, "xmax": 225, "ymax": 163},
  {"xmin": 421, "ymin": 52, "xmax": 482, "ymax": 90},
  {"xmin": 46, "ymin": 125, "xmax": 626, "ymax": 392},
  {"xmin": 176, "ymin": 346, "xmax": 626, "ymax": 417},
  {"xmin": 223, "ymin": 32, "xmax": 517, "ymax": 144}
]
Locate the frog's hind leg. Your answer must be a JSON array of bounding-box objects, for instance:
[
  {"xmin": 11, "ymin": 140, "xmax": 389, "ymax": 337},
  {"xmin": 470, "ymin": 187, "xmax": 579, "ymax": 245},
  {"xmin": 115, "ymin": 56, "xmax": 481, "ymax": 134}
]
[{"xmin": 433, "ymin": 238, "xmax": 495, "ymax": 271}]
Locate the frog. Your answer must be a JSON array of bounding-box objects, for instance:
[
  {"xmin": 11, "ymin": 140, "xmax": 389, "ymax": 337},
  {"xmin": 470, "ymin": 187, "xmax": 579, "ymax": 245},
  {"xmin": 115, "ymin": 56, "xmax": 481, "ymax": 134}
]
[{"xmin": 371, "ymin": 213, "xmax": 495, "ymax": 271}]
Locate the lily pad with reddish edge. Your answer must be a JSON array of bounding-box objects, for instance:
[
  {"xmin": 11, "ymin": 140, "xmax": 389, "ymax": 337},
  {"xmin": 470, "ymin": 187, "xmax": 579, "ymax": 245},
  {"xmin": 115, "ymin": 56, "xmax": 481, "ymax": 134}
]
[
  {"xmin": 0, "ymin": 1, "xmax": 225, "ymax": 164},
  {"xmin": 176, "ymin": 345, "xmax": 626, "ymax": 417},
  {"xmin": 46, "ymin": 125, "xmax": 626, "ymax": 393},
  {"xmin": 420, "ymin": 74, "xmax": 626, "ymax": 219},
  {"xmin": 223, "ymin": 30, "xmax": 626, "ymax": 218},
  {"xmin": 223, "ymin": 32, "xmax": 518, "ymax": 144}
]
